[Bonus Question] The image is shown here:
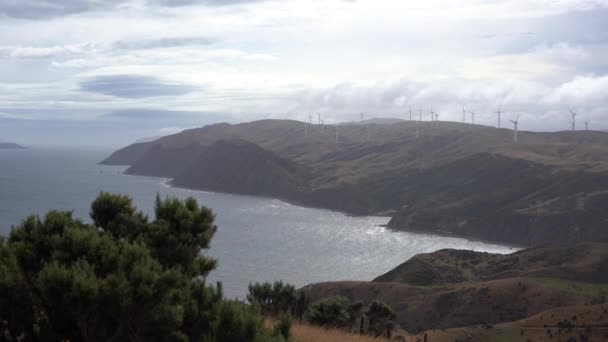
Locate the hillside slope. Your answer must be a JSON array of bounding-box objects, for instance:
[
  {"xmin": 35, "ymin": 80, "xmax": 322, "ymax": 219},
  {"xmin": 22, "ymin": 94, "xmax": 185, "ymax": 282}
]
[
  {"xmin": 171, "ymin": 139, "xmax": 310, "ymax": 198},
  {"xmin": 302, "ymin": 243, "xmax": 608, "ymax": 333},
  {"xmin": 101, "ymin": 119, "xmax": 608, "ymax": 245}
]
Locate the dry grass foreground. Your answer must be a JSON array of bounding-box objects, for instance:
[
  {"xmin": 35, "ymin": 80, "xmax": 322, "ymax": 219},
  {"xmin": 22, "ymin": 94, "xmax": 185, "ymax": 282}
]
[{"xmin": 290, "ymin": 323, "xmax": 389, "ymax": 342}]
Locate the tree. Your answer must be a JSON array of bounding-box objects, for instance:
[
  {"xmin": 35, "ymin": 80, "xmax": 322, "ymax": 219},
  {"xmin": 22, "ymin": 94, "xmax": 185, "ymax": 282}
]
[
  {"xmin": 0, "ymin": 192, "xmax": 285, "ymax": 342},
  {"xmin": 247, "ymin": 281, "xmax": 296, "ymax": 316}
]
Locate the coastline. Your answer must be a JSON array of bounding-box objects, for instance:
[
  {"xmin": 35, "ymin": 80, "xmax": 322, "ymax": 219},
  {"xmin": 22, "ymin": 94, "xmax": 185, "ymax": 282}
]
[{"xmin": 119, "ymin": 170, "xmax": 522, "ymax": 250}]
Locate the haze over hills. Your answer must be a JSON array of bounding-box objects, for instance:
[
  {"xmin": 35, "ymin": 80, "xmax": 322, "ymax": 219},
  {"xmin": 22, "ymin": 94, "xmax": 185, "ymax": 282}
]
[
  {"xmin": 101, "ymin": 119, "xmax": 608, "ymax": 246},
  {"xmin": 0, "ymin": 142, "xmax": 26, "ymax": 149}
]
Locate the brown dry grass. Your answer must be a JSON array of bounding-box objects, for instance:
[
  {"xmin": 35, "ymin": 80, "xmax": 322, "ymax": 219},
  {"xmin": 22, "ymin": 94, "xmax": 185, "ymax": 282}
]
[{"xmin": 290, "ymin": 323, "xmax": 389, "ymax": 342}]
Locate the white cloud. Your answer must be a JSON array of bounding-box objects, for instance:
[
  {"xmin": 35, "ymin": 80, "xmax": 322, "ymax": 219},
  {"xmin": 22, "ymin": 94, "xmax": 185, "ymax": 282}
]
[{"xmin": 1, "ymin": 0, "xmax": 608, "ymax": 145}]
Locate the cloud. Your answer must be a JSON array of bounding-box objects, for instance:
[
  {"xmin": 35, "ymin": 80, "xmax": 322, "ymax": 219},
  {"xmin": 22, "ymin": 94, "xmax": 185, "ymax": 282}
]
[
  {"xmin": 79, "ymin": 74, "xmax": 197, "ymax": 98},
  {"xmin": 112, "ymin": 36, "xmax": 217, "ymax": 50},
  {"xmin": 0, "ymin": 0, "xmax": 127, "ymax": 19},
  {"xmin": 149, "ymin": 0, "xmax": 268, "ymax": 7},
  {"xmin": 0, "ymin": 43, "xmax": 94, "ymax": 59},
  {"xmin": 0, "ymin": 0, "xmax": 268, "ymax": 19}
]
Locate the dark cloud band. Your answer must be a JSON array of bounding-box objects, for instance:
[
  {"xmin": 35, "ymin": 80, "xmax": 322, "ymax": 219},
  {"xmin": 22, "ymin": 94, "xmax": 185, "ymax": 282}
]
[
  {"xmin": 79, "ymin": 74, "xmax": 196, "ymax": 98},
  {"xmin": 0, "ymin": 0, "xmax": 268, "ymax": 20}
]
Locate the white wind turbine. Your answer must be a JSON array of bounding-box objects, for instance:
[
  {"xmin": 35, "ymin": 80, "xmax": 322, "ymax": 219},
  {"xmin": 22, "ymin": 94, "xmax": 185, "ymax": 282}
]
[
  {"xmin": 335, "ymin": 125, "xmax": 339, "ymax": 143},
  {"xmin": 470, "ymin": 110, "xmax": 476, "ymax": 125},
  {"xmin": 434, "ymin": 110, "xmax": 440, "ymax": 127},
  {"xmin": 409, "ymin": 107, "xmax": 413, "ymax": 121},
  {"xmin": 585, "ymin": 120, "xmax": 590, "ymax": 131},
  {"xmin": 510, "ymin": 114, "xmax": 520, "ymax": 143},
  {"xmin": 495, "ymin": 105, "xmax": 503, "ymax": 128},
  {"xmin": 462, "ymin": 105, "xmax": 467, "ymax": 123},
  {"xmin": 569, "ymin": 108, "xmax": 577, "ymax": 131}
]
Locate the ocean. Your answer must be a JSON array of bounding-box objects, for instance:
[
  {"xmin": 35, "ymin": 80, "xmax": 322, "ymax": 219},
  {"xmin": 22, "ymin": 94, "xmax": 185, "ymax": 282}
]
[{"xmin": 0, "ymin": 147, "xmax": 516, "ymax": 298}]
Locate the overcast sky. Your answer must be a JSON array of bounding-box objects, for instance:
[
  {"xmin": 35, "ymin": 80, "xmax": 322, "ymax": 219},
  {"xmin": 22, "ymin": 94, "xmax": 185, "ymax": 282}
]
[{"xmin": 1, "ymin": 0, "xmax": 607, "ymax": 146}]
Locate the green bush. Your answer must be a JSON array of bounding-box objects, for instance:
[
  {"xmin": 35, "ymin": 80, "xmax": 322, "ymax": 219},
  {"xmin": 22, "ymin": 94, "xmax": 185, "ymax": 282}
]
[
  {"xmin": 273, "ymin": 313, "xmax": 292, "ymax": 340},
  {"xmin": 366, "ymin": 300, "xmax": 397, "ymax": 337},
  {"xmin": 306, "ymin": 296, "xmax": 352, "ymax": 328},
  {"xmin": 0, "ymin": 192, "xmax": 282, "ymax": 342}
]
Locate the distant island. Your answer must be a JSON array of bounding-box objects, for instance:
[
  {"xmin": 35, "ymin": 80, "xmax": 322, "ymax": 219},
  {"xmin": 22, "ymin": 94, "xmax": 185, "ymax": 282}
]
[
  {"xmin": 101, "ymin": 119, "xmax": 608, "ymax": 246},
  {"xmin": 0, "ymin": 142, "xmax": 26, "ymax": 149}
]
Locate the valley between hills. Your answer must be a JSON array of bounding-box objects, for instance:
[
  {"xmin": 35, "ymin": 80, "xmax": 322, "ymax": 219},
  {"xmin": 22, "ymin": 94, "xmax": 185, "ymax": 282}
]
[{"xmin": 102, "ymin": 118, "xmax": 608, "ymax": 247}]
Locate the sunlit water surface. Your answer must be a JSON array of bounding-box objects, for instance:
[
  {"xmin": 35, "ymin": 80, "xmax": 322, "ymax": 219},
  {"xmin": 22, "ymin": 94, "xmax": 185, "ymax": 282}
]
[{"xmin": 0, "ymin": 147, "xmax": 517, "ymax": 298}]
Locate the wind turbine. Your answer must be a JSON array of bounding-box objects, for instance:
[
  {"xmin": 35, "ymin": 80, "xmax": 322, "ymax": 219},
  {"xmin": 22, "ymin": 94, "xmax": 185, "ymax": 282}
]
[
  {"xmin": 434, "ymin": 110, "xmax": 440, "ymax": 127},
  {"xmin": 510, "ymin": 114, "xmax": 520, "ymax": 143},
  {"xmin": 569, "ymin": 108, "xmax": 577, "ymax": 131},
  {"xmin": 470, "ymin": 110, "xmax": 475, "ymax": 125},
  {"xmin": 335, "ymin": 125, "xmax": 339, "ymax": 143},
  {"xmin": 585, "ymin": 120, "xmax": 590, "ymax": 131},
  {"xmin": 419, "ymin": 108, "xmax": 423, "ymax": 121},
  {"xmin": 462, "ymin": 106, "xmax": 467, "ymax": 123},
  {"xmin": 409, "ymin": 107, "xmax": 413, "ymax": 121},
  {"xmin": 495, "ymin": 105, "xmax": 503, "ymax": 128}
]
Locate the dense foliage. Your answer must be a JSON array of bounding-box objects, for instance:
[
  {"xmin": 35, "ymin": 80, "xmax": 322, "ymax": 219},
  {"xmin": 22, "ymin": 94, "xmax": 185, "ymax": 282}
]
[
  {"xmin": 305, "ymin": 296, "xmax": 395, "ymax": 337},
  {"xmin": 0, "ymin": 192, "xmax": 287, "ymax": 342},
  {"xmin": 305, "ymin": 296, "xmax": 352, "ymax": 328},
  {"xmin": 365, "ymin": 300, "xmax": 396, "ymax": 337},
  {"xmin": 246, "ymin": 281, "xmax": 296, "ymax": 316}
]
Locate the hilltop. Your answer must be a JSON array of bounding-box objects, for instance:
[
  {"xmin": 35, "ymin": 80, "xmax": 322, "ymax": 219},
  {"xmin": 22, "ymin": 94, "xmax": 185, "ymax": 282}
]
[
  {"xmin": 101, "ymin": 119, "xmax": 608, "ymax": 245},
  {"xmin": 0, "ymin": 142, "xmax": 26, "ymax": 149},
  {"xmin": 302, "ymin": 243, "xmax": 608, "ymax": 338}
]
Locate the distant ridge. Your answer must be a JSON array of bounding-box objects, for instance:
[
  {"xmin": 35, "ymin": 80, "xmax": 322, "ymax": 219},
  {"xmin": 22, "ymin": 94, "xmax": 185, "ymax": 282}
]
[
  {"xmin": 0, "ymin": 142, "xmax": 26, "ymax": 149},
  {"xmin": 101, "ymin": 119, "xmax": 608, "ymax": 246}
]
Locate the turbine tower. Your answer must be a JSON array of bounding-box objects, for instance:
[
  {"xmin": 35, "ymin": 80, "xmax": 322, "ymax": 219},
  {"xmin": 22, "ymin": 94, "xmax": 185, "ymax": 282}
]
[
  {"xmin": 419, "ymin": 109, "xmax": 423, "ymax": 121},
  {"xmin": 409, "ymin": 107, "xmax": 413, "ymax": 121},
  {"xmin": 569, "ymin": 109, "xmax": 577, "ymax": 131},
  {"xmin": 585, "ymin": 120, "xmax": 589, "ymax": 131},
  {"xmin": 462, "ymin": 106, "xmax": 466, "ymax": 123},
  {"xmin": 335, "ymin": 125, "xmax": 339, "ymax": 143},
  {"xmin": 495, "ymin": 105, "xmax": 503, "ymax": 128},
  {"xmin": 470, "ymin": 110, "xmax": 475, "ymax": 125},
  {"xmin": 510, "ymin": 114, "xmax": 520, "ymax": 143}
]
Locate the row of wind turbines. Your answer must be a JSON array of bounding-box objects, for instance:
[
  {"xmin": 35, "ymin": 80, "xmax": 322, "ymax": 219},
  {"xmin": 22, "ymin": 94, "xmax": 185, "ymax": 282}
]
[{"xmin": 304, "ymin": 106, "xmax": 590, "ymax": 144}]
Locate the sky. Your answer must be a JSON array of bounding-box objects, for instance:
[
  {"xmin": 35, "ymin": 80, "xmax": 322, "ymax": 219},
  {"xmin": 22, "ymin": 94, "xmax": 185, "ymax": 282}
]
[{"xmin": 0, "ymin": 0, "xmax": 607, "ymax": 147}]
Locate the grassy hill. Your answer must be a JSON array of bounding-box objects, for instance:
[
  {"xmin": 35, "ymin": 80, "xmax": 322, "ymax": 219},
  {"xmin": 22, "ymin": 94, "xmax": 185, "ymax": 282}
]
[
  {"xmin": 101, "ymin": 119, "xmax": 608, "ymax": 245},
  {"xmin": 301, "ymin": 243, "xmax": 608, "ymax": 338}
]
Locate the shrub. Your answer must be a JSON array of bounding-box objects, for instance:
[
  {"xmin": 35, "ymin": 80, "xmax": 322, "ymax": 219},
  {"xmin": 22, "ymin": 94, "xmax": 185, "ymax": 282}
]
[{"xmin": 306, "ymin": 296, "xmax": 352, "ymax": 328}]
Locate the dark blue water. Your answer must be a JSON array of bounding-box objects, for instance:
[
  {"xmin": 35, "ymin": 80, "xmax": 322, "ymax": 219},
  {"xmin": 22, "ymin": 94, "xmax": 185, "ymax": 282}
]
[{"xmin": 0, "ymin": 147, "xmax": 515, "ymax": 298}]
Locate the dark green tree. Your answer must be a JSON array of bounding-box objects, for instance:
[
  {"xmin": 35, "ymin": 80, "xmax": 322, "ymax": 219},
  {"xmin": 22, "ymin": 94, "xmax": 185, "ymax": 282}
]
[
  {"xmin": 306, "ymin": 296, "xmax": 352, "ymax": 328},
  {"xmin": 247, "ymin": 281, "xmax": 296, "ymax": 316},
  {"xmin": 0, "ymin": 192, "xmax": 285, "ymax": 342}
]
